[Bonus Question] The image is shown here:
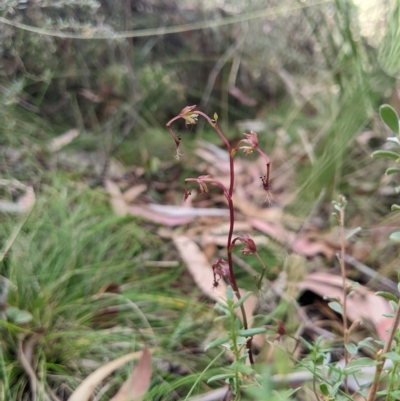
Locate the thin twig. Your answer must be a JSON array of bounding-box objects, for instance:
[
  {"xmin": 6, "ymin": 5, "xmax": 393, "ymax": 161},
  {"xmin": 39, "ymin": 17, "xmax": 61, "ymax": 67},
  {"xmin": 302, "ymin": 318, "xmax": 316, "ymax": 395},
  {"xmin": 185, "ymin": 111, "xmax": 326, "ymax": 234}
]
[
  {"xmin": 0, "ymin": 1, "xmax": 333, "ymax": 40},
  {"xmin": 200, "ymin": 24, "xmax": 248, "ymax": 109},
  {"xmin": 0, "ymin": 208, "xmax": 33, "ymax": 264},
  {"xmin": 338, "ymin": 202, "xmax": 349, "ymax": 394},
  {"xmin": 344, "ymin": 253, "xmax": 399, "ymax": 296},
  {"xmin": 17, "ymin": 335, "xmax": 51, "ymax": 401}
]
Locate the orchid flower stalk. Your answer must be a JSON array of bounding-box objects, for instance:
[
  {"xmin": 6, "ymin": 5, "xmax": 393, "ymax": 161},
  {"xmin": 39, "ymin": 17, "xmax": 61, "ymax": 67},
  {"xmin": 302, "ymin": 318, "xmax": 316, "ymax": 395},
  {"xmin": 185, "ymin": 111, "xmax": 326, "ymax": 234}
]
[{"xmin": 166, "ymin": 106, "xmax": 272, "ymax": 365}]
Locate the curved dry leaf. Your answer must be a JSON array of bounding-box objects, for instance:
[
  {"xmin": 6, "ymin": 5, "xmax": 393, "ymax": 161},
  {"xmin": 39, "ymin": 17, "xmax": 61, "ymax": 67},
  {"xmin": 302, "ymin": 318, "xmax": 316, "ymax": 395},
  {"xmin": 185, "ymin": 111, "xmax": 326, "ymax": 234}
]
[
  {"xmin": 173, "ymin": 235, "xmax": 226, "ymax": 302},
  {"xmin": 110, "ymin": 345, "xmax": 152, "ymax": 401},
  {"xmin": 148, "ymin": 204, "xmax": 230, "ymax": 218},
  {"xmin": 17, "ymin": 186, "xmax": 36, "ymax": 212},
  {"xmin": 105, "ymin": 180, "xmax": 123, "ymax": 198},
  {"xmin": 123, "ymin": 184, "xmax": 147, "ymax": 203},
  {"xmin": 297, "ymin": 272, "xmax": 394, "ymax": 340},
  {"xmin": 68, "ymin": 349, "xmax": 153, "ymax": 401},
  {"xmin": 105, "ymin": 180, "xmax": 127, "ymax": 216},
  {"xmin": 249, "ymin": 218, "xmax": 290, "ymax": 243},
  {"xmin": 291, "ymin": 236, "xmax": 334, "ymax": 260},
  {"xmin": 234, "ymin": 197, "xmax": 283, "ymax": 220},
  {"xmin": 229, "ymin": 86, "xmax": 257, "ymax": 107},
  {"xmin": 0, "ymin": 179, "xmax": 36, "ymax": 214},
  {"xmin": 173, "ymin": 235, "xmax": 259, "ymax": 325},
  {"xmin": 249, "ymin": 218, "xmax": 334, "ymax": 259},
  {"xmin": 127, "ymin": 205, "xmax": 194, "ymax": 226},
  {"xmin": 18, "ymin": 332, "xmax": 49, "ymax": 401},
  {"xmin": 79, "ymin": 89, "xmax": 103, "ymax": 103},
  {"xmin": 48, "ymin": 129, "xmax": 80, "ymax": 152}
]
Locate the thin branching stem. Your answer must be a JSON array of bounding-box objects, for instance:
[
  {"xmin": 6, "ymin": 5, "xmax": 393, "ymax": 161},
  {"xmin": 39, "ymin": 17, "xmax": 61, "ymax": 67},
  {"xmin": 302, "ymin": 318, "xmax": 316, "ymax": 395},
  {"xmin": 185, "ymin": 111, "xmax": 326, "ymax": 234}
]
[
  {"xmin": 208, "ymin": 115, "xmax": 259, "ymax": 364},
  {"xmin": 227, "ymin": 197, "xmax": 254, "ymax": 365},
  {"xmin": 338, "ymin": 205, "xmax": 349, "ymax": 394},
  {"xmin": 167, "ymin": 108, "xmax": 254, "ymax": 364},
  {"xmin": 254, "ymin": 252, "xmax": 267, "ymax": 289}
]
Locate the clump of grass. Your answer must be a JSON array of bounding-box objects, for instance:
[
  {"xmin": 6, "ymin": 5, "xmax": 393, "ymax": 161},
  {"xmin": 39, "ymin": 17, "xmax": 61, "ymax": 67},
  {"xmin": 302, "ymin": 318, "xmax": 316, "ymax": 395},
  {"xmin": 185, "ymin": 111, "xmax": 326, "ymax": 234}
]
[
  {"xmin": 0, "ymin": 181, "xmax": 218, "ymax": 400},
  {"xmin": 0, "ymin": 184, "xmax": 146, "ymax": 398}
]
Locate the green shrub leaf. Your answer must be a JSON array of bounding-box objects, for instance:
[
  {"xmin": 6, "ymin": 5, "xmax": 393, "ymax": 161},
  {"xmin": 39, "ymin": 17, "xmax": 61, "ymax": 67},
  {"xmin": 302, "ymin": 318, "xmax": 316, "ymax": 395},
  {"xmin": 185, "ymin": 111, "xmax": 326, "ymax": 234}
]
[
  {"xmin": 207, "ymin": 373, "xmax": 235, "ymax": 383},
  {"xmin": 300, "ymin": 337, "xmax": 313, "ymax": 350},
  {"xmin": 391, "ymin": 204, "xmax": 400, "ymax": 211},
  {"xmin": 319, "ymin": 383, "xmax": 329, "ymax": 396},
  {"xmin": 345, "ymin": 343, "xmax": 358, "ymax": 355},
  {"xmin": 371, "ymin": 150, "xmax": 400, "ymax": 160},
  {"xmin": 376, "ymin": 291, "xmax": 398, "ymax": 303},
  {"xmin": 346, "ymin": 227, "xmax": 361, "ymax": 240},
  {"xmin": 379, "ymin": 104, "xmax": 399, "ymax": 134},
  {"xmin": 226, "ymin": 285, "xmax": 234, "ymax": 302},
  {"xmin": 6, "ymin": 307, "xmax": 33, "ymax": 324},
  {"xmin": 238, "ymin": 328, "xmax": 267, "ymax": 337},
  {"xmin": 205, "ymin": 336, "xmax": 230, "ymax": 350},
  {"xmin": 345, "ymin": 357, "xmax": 377, "ymax": 368},
  {"xmin": 233, "ymin": 291, "xmax": 253, "ymax": 309},
  {"xmin": 236, "ymin": 336, "xmax": 248, "ymax": 345},
  {"xmin": 213, "ymin": 315, "xmax": 228, "ymax": 322},
  {"xmin": 357, "ymin": 337, "xmax": 377, "ymax": 352},
  {"xmin": 328, "ymin": 301, "xmax": 343, "ymax": 315},
  {"xmin": 383, "ymin": 351, "xmax": 400, "ymax": 362},
  {"xmin": 386, "ymin": 167, "xmax": 400, "ymax": 175}
]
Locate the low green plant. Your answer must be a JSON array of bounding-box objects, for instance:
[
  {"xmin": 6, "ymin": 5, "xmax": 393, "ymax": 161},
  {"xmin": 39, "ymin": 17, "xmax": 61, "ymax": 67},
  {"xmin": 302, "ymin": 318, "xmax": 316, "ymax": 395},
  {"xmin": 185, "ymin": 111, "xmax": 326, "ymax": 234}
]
[
  {"xmin": 206, "ymin": 287, "xmax": 267, "ymax": 400},
  {"xmin": 364, "ymin": 103, "xmax": 400, "ymax": 400},
  {"xmin": 372, "ymin": 104, "xmax": 400, "ymax": 241},
  {"xmin": 299, "ymin": 105, "xmax": 400, "ymax": 401}
]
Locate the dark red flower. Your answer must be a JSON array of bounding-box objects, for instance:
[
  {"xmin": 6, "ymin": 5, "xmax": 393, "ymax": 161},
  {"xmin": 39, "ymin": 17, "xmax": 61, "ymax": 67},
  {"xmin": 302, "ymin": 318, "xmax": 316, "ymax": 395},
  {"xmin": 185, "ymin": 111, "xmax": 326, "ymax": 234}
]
[
  {"xmin": 234, "ymin": 234, "xmax": 257, "ymax": 255},
  {"xmin": 212, "ymin": 258, "xmax": 230, "ymax": 281}
]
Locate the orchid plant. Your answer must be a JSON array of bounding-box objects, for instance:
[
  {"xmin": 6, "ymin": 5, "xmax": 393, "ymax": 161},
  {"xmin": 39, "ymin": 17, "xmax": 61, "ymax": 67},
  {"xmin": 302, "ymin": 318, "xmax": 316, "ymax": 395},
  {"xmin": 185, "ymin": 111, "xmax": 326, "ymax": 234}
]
[{"xmin": 166, "ymin": 105, "xmax": 272, "ymax": 366}]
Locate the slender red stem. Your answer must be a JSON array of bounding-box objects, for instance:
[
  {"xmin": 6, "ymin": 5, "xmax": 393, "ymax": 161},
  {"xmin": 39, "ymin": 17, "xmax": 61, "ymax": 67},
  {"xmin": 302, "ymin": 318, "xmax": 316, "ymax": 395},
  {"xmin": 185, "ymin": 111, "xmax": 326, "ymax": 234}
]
[
  {"xmin": 167, "ymin": 108, "xmax": 254, "ymax": 364},
  {"xmin": 226, "ymin": 197, "xmax": 254, "ymax": 364},
  {"xmin": 196, "ymin": 111, "xmax": 253, "ymax": 363}
]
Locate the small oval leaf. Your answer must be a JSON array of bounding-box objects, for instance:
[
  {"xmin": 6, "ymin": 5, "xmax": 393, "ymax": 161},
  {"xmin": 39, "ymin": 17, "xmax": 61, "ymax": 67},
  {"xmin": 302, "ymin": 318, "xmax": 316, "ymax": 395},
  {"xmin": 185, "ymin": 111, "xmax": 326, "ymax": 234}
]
[
  {"xmin": 386, "ymin": 168, "xmax": 400, "ymax": 175},
  {"xmin": 389, "ymin": 231, "xmax": 400, "ymax": 242},
  {"xmin": 387, "ymin": 136, "xmax": 400, "ymax": 145},
  {"xmin": 233, "ymin": 291, "xmax": 253, "ymax": 309},
  {"xmin": 346, "ymin": 227, "xmax": 361, "ymax": 240},
  {"xmin": 383, "ymin": 352, "xmax": 400, "ymax": 362},
  {"xmin": 376, "ymin": 291, "xmax": 398, "ymax": 303},
  {"xmin": 237, "ymin": 328, "xmax": 267, "ymax": 337},
  {"xmin": 379, "ymin": 104, "xmax": 399, "ymax": 134},
  {"xmin": 213, "ymin": 315, "xmax": 228, "ymax": 322},
  {"xmin": 6, "ymin": 307, "xmax": 33, "ymax": 324},
  {"xmin": 205, "ymin": 336, "xmax": 230, "ymax": 350},
  {"xmin": 371, "ymin": 150, "xmax": 400, "ymax": 160},
  {"xmin": 345, "ymin": 357, "xmax": 377, "ymax": 368},
  {"xmin": 226, "ymin": 286, "xmax": 234, "ymax": 302},
  {"xmin": 345, "ymin": 343, "xmax": 359, "ymax": 356},
  {"xmin": 319, "ymin": 383, "xmax": 329, "ymax": 397},
  {"xmin": 328, "ymin": 301, "xmax": 343, "ymax": 315},
  {"xmin": 236, "ymin": 336, "xmax": 248, "ymax": 345}
]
